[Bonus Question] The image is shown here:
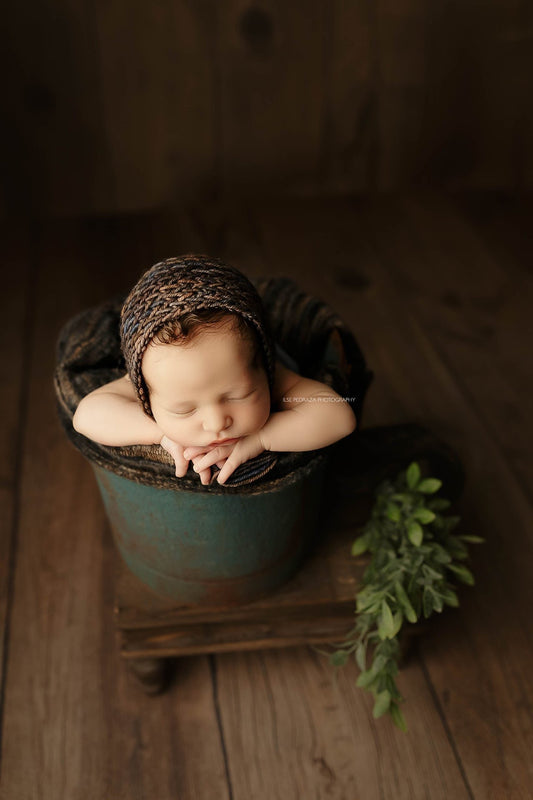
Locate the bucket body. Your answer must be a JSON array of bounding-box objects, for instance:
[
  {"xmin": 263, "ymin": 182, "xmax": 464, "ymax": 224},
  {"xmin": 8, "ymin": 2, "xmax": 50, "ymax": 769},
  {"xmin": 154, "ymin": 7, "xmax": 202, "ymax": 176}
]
[{"xmin": 93, "ymin": 458, "xmax": 327, "ymax": 605}]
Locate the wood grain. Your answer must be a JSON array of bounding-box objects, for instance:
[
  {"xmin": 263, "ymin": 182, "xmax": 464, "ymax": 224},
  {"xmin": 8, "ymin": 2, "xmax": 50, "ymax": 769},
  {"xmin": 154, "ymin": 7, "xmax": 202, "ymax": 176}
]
[
  {"xmin": 2, "ymin": 1, "xmax": 111, "ymax": 214},
  {"xmin": 1, "ymin": 194, "xmax": 531, "ymax": 798},
  {"xmin": 95, "ymin": 0, "xmax": 218, "ymax": 212},
  {"xmin": 214, "ymin": 645, "xmax": 471, "ymax": 800},
  {"xmin": 4, "ymin": 1, "xmax": 533, "ymax": 214},
  {"xmin": 0, "ymin": 223, "xmax": 32, "ymax": 744},
  {"xmin": 249, "ymin": 195, "xmax": 533, "ymax": 798},
  {"xmin": 320, "ymin": 0, "xmax": 377, "ymax": 192},
  {"xmin": 0, "ymin": 220, "xmax": 229, "ymax": 799},
  {"xmin": 185, "ymin": 199, "xmax": 473, "ymax": 798},
  {"xmin": 216, "ymin": 0, "xmax": 325, "ymax": 195}
]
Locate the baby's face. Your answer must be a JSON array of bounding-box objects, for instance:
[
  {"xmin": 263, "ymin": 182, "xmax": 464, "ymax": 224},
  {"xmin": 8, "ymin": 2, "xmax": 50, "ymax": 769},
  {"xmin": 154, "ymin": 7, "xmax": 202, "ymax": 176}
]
[{"xmin": 142, "ymin": 322, "xmax": 271, "ymax": 448}]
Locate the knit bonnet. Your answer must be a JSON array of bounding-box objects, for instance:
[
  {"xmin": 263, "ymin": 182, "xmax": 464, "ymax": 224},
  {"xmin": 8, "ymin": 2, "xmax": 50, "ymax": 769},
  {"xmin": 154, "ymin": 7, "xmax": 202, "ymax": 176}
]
[{"xmin": 120, "ymin": 255, "xmax": 277, "ymax": 418}]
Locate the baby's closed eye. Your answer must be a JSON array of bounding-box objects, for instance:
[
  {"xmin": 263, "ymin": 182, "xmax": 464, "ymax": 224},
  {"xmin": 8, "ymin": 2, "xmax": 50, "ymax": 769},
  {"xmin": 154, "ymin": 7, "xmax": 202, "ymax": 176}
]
[
  {"xmin": 169, "ymin": 391, "xmax": 255, "ymax": 416},
  {"xmin": 227, "ymin": 390, "xmax": 255, "ymax": 401}
]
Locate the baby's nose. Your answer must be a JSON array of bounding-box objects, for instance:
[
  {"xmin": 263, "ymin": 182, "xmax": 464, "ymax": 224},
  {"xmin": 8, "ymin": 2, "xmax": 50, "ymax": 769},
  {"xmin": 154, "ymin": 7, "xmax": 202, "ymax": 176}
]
[{"xmin": 202, "ymin": 406, "xmax": 232, "ymax": 434}]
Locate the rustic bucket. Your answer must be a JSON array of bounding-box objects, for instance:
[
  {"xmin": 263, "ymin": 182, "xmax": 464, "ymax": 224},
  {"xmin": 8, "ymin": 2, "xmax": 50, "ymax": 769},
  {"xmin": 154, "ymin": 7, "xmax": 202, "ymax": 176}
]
[
  {"xmin": 92, "ymin": 454, "xmax": 328, "ymax": 605},
  {"xmin": 54, "ymin": 276, "xmax": 373, "ymax": 606}
]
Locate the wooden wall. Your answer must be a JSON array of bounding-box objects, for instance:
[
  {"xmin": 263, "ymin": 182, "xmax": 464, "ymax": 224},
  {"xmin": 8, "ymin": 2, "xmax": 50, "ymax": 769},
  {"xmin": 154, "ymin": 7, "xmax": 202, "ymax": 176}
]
[{"xmin": 2, "ymin": 0, "xmax": 532, "ymax": 215}]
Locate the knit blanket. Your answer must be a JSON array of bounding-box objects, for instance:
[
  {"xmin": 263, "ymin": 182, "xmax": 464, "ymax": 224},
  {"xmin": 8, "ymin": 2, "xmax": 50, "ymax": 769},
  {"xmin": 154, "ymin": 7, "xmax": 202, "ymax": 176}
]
[{"xmin": 54, "ymin": 276, "xmax": 373, "ymax": 492}]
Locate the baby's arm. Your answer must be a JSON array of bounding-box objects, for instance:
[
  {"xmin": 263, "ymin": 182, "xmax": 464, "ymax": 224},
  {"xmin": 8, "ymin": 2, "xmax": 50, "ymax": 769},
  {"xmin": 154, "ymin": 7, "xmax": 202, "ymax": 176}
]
[
  {"xmin": 74, "ymin": 376, "xmax": 220, "ymax": 480},
  {"xmin": 259, "ymin": 363, "xmax": 356, "ymax": 453},
  {"xmin": 72, "ymin": 375, "xmax": 163, "ymax": 446}
]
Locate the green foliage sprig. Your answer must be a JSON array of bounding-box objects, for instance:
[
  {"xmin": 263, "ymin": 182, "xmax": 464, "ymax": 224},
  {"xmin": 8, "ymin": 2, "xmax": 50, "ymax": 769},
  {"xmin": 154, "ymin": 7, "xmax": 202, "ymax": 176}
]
[{"xmin": 326, "ymin": 461, "xmax": 482, "ymax": 732}]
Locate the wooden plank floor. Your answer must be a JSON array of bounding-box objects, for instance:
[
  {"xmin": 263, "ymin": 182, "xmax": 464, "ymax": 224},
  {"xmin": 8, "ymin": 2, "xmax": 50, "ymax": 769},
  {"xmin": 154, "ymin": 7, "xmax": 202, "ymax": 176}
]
[{"xmin": 1, "ymin": 192, "xmax": 532, "ymax": 799}]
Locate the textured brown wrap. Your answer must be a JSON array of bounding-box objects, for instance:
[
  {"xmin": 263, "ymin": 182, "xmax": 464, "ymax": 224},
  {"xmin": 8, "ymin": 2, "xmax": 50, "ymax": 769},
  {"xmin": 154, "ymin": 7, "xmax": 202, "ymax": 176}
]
[{"xmin": 54, "ymin": 273, "xmax": 374, "ymax": 491}]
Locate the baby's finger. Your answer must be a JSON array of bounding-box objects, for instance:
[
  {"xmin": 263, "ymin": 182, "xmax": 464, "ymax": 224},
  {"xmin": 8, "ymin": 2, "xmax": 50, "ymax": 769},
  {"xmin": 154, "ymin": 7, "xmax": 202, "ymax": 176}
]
[
  {"xmin": 216, "ymin": 459, "xmax": 239, "ymax": 485},
  {"xmin": 193, "ymin": 454, "xmax": 217, "ymax": 472},
  {"xmin": 160, "ymin": 436, "xmax": 189, "ymax": 478},
  {"xmin": 183, "ymin": 446, "xmax": 210, "ymax": 459},
  {"xmin": 194, "ymin": 446, "xmax": 232, "ymax": 471},
  {"xmin": 198, "ymin": 467, "xmax": 212, "ymax": 486},
  {"xmin": 175, "ymin": 457, "xmax": 189, "ymax": 478}
]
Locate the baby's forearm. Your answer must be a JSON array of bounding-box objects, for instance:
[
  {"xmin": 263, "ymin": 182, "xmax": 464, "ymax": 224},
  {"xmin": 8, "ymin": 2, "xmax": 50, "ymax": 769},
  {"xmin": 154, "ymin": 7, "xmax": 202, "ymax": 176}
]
[
  {"xmin": 260, "ymin": 401, "xmax": 356, "ymax": 453},
  {"xmin": 73, "ymin": 394, "xmax": 163, "ymax": 446}
]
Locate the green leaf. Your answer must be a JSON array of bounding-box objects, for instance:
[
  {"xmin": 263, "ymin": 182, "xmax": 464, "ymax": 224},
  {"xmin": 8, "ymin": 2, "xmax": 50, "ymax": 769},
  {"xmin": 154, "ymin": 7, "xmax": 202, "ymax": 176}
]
[
  {"xmin": 406, "ymin": 462, "xmax": 421, "ymax": 490},
  {"xmin": 356, "ymin": 669, "xmax": 377, "ymax": 689},
  {"xmin": 372, "ymin": 655, "xmax": 389, "ymax": 674},
  {"xmin": 432, "ymin": 545, "xmax": 452, "ymax": 564},
  {"xmin": 408, "ymin": 521, "xmax": 423, "ymax": 546},
  {"xmin": 391, "ymin": 493, "xmax": 409, "ymax": 503},
  {"xmin": 355, "ymin": 642, "xmax": 367, "ymax": 671},
  {"xmin": 329, "ymin": 650, "xmax": 349, "ymax": 667},
  {"xmin": 386, "ymin": 503, "xmax": 401, "ymax": 522},
  {"xmin": 448, "ymin": 564, "xmax": 475, "ymax": 586},
  {"xmin": 459, "ymin": 535, "xmax": 484, "ymax": 544},
  {"xmin": 417, "ymin": 478, "xmax": 442, "ymax": 494},
  {"xmin": 441, "ymin": 588, "xmax": 460, "ymax": 607},
  {"xmin": 390, "ymin": 611, "xmax": 403, "ymax": 638},
  {"xmin": 412, "ymin": 508, "xmax": 436, "ymax": 524},
  {"xmin": 433, "ymin": 593, "xmax": 444, "ymax": 613},
  {"xmin": 448, "ymin": 541, "xmax": 468, "ymax": 560},
  {"xmin": 423, "ymin": 587, "xmax": 435, "ymax": 617},
  {"xmin": 357, "ymin": 653, "xmax": 388, "ymax": 687},
  {"xmin": 394, "ymin": 582, "xmax": 417, "ymax": 623},
  {"xmin": 428, "ymin": 498, "xmax": 451, "ymax": 511},
  {"xmin": 356, "ymin": 594, "xmax": 382, "ymax": 614},
  {"xmin": 378, "ymin": 600, "xmax": 395, "ymax": 639},
  {"xmin": 422, "ymin": 564, "xmax": 444, "ymax": 581},
  {"xmin": 373, "ymin": 690, "xmax": 392, "ymax": 718},
  {"xmin": 351, "ymin": 535, "xmax": 369, "ymax": 556},
  {"xmin": 389, "ymin": 702, "xmax": 408, "ymax": 732}
]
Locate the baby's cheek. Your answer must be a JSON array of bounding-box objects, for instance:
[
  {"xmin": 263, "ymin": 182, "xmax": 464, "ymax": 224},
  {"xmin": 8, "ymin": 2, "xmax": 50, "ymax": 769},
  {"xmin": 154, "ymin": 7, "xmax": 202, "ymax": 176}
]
[
  {"xmin": 155, "ymin": 415, "xmax": 189, "ymax": 444},
  {"xmin": 251, "ymin": 396, "xmax": 271, "ymax": 430}
]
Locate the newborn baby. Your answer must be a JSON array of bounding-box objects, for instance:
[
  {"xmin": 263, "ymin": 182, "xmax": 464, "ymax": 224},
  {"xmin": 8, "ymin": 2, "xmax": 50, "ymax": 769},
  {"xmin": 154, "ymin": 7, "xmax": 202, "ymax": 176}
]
[{"xmin": 73, "ymin": 255, "xmax": 356, "ymax": 486}]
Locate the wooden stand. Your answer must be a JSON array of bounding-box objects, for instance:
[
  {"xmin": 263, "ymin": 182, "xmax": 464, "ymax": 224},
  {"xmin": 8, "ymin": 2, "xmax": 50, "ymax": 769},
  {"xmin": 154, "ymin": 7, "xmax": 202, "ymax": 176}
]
[{"xmin": 114, "ymin": 509, "xmax": 372, "ymax": 693}]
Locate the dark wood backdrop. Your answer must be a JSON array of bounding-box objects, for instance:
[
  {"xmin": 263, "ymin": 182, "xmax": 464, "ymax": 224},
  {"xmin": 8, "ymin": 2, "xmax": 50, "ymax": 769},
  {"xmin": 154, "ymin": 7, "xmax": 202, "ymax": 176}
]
[{"xmin": 2, "ymin": 0, "xmax": 532, "ymax": 216}]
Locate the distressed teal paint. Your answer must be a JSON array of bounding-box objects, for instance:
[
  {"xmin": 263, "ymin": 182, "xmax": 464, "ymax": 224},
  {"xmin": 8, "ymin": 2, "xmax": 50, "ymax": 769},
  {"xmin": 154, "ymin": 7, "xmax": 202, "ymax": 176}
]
[{"xmin": 93, "ymin": 458, "xmax": 328, "ymax": 605}]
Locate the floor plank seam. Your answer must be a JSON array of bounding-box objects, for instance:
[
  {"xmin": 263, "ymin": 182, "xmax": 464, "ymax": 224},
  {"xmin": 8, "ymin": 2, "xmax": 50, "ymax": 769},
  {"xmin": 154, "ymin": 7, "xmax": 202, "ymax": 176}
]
[
  {"xmin": 0, "ymin": 220, "xmax": 39, "ymax": 773},
  {"xmin": 418, "ymin": 653, "xmax": 475, "ymax": 800},
  {"xmin": 208, "ymin": 655, "xmax": 234, "ymax": 800}
]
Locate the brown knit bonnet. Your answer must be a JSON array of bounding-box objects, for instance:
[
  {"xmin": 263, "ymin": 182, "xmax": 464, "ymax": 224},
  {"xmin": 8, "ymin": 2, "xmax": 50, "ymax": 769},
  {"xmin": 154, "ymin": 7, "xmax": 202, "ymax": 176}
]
[{"xmin": 120, "ymin": 255, "xmax": 277, "ymax": 418}]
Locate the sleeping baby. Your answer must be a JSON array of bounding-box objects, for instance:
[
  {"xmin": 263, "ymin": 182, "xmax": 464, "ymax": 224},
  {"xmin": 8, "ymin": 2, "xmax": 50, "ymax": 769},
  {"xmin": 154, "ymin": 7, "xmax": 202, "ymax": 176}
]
[{"xmin": 73, "ymin": 255, "xmax": 356, "ymax": 486}]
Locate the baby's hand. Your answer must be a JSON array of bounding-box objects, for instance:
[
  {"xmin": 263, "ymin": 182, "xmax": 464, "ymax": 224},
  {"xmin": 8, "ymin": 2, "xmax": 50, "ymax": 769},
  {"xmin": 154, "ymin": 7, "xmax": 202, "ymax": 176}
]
[
  {"xmin": 159, "ymin": 435, "xmax": 190, "ymax": 478},
  {"xmin": 185, "ymin": 433, "xmax": 266, "ymax": 485},
  {"xmin": 182, "ymin": 442, "xmax": 232, "ymax": 485}
]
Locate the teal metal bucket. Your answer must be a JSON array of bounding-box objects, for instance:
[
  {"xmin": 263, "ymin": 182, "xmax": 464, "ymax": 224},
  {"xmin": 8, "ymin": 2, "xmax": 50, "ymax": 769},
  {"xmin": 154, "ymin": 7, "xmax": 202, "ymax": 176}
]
[{"xmin": 93, "ymin": 456, "xmax": 328, "ymax": 605}]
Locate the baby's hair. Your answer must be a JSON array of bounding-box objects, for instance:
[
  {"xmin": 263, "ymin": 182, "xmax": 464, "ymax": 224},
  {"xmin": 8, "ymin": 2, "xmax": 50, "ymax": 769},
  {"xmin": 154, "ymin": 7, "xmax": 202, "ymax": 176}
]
[{"xmin": 147, "ymin": 308, "xmax": 264, "ymax": 377}]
